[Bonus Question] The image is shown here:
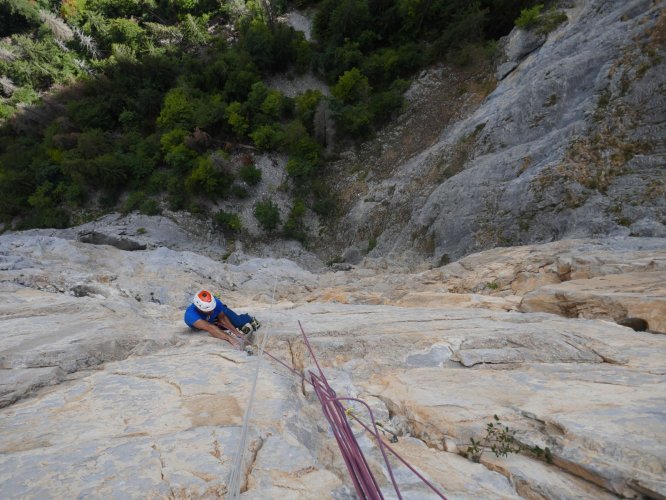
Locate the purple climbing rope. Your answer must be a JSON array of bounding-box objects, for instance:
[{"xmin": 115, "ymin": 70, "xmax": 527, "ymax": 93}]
[{"xmin": 258, "ymin": 323, "xmax": 448, "ymax": 499}]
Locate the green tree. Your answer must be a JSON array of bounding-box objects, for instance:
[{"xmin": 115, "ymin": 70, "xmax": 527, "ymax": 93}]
[
  {"xmin": 92, "ymin": 152, "xmax": 130, "ymax": 189},
  {"xmin": 315, "ymin": 0, "xmax": 370, "ymax": 43},
  {"xmin": 250, "ymin": 124, "xmax": 285, "ymax": 150},
  {"xmin": 104, "ymin": 18, "xmax": 146, "ymax": 52},
  {"xmin": 225, "ymin": 101, "xmax": 250, "ymax": 138},
  {"xmin": 185, "ymin": 155, "xmax": 229, "ymax": 198},
  {"xmin": 180, "ymin": 14, "xmax": 211, "ymax": 47},
  {"xmin": 334, "ymin": 103, "xmax": 372, "ymax": 137},
  {"xmin": 294, "ymin": 90, "xmax": 323, "ymax": 131},
  {"xmin": 0, "ymin": 0, "xmax": 40, "ymax": 37},
  {"xmin": 261, "ymin": 90, "xmax": 286, "ymax": 119},
  {"xmin": 515, "ymin": 4, "xmax": 543, "ymax": 29},
  {"xmin": 247, "ymin": 81, "xmax": 269, "ymax": 113},
  {"xmin": 241, "ymin": 18, "xmax": 274, "ymax": 70},
  {"xmin": 332, "ymin": 67, "xmax": 371, "ymax": 104},
  {"xmin": 213, "ymin": 209, "xmax": 242, "ymax": 233},
  {"xmin": 157, "ymin": 87, "xmax": 195, "ymax": 129},
  {"xmin": 283, "ymin": 198, "xmax": 307, "ymax": 243},
  {"xmin": 254, "ymin": 198, "xmax": 280, "ymax": 231},
  {"xmin": 239, "ymin": 163, "xmax": 262, "ymax": 185}
]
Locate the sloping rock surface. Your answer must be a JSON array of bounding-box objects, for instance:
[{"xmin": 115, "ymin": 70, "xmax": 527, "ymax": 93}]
[
  {"xmin": 1, "ymin": 233, "xmax": 665, "ymax": 498},
  {"xmin": 329, "ymin": 0, "xmax": 666, "ymax": 265},
  {"xmin": 520, "ymin": 271, "xmax": 666, "ymax": 333}
]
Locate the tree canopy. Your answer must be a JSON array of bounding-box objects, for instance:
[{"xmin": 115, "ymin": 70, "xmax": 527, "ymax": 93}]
[{"xmin": 0, "ymin": 0, "xmax": 539, "ymax": 232}]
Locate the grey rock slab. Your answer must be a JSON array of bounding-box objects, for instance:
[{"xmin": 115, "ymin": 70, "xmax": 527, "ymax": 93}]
[
  {"xmin": 495, "ymin": 28, "xmax": 547, "ymax": 80},
  {"xmin": 16, "ymin": 211, "xmax": 230, "ymax": 260},
  {"xmin": 260, "ymin": 300, "xmax": 666, "ymax": 495},
  {"xmin": 0, "ymin": 233, "xmax": 321, "ymax": 307},
  {"xmin": 330, "ymin": 0, "xmax": 666, "ymax": 265},
  {"xmin": 0, "ymin": 365, "xmax": 64, "ymax": 407},
  {"xmin": 481, "ymin": 453, "xmax": 618, "ymax": 499},
  {"xmin": 360, "ymin": 347, "xmax": 665, "ymax": 498},
  {"xmin": 405, "ymin": 344, "xmax": 452, "ymax": 368},
  {"xmin": 0, "ymin": 342, "xmax": 328, "ymax": 498},
  {"xmin": 1, "ymin": 232, "xmax": 665, "ymax": 497},
  {"xmin": 78, "ymin": 229, "xmax": 147, "ymax": 251},
  {"xmin": 433, "ymin": 236, "xmax": 666, "ymax": 294},
  {"xmin": 0, "ymin": 283, "xmax": 183, "ymax": 406},
  {"xmin": 251, "ymin": 293, "xmax": 665, "ymax": 496},
  {"xmin": 0, "ymin": 233, "xmax": 324, "ymax": 408},
  {"xmin": 246, "ymin": 433, "xmax": 342, "ymax": 495},
  {"xmin": 544, "ymin": 403, "xmax": 666, "ymax": 497},
  {"xmin": 367, "ymin": 436, "xmax": 520, "ymax": 499}
]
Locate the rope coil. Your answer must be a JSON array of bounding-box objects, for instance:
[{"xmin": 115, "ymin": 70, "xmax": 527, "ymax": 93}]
[{"xmin": 227, "ymin": 316, "xmax": 447, "ymax": 499}]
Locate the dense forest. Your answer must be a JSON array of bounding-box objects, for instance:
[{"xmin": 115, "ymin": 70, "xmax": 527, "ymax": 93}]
[{"xmin": 0, "ymin": 0, "xmax": 545, "ymax": 234}]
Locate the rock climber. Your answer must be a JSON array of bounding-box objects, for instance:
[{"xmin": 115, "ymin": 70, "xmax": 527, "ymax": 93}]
[{"xmin": 184, "ymin": 289, "xmax": 260, "ymax": 348}]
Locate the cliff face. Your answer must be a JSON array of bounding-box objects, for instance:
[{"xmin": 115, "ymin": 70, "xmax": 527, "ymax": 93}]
[
  {"xmin": 331, "ymin": 0, "xmax": 665, "ymax": 266},
  {"xmin": 1, "ymin": 232, "xmax": 665, "ymax": 498}
]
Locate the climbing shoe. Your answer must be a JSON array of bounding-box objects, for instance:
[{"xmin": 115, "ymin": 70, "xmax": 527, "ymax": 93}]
[
  {"xmin": 240, "ymin": 326, "xmax": 255, "ymax": 346},
  {"xmin": 250, "ymin": 317, "xmax": 261, "ymax": 331}
]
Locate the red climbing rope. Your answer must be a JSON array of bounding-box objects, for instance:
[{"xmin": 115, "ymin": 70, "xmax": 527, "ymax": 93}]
[{"xmin": 256, "ymin": 322, "xmax": 448, "ymax": 499}]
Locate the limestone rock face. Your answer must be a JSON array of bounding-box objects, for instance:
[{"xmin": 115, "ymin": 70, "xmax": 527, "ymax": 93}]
[
  {"xmin": 520, "ymin": 271, "xmax": 666, "ymax": 333},
  {"xmin": 1, "ymin": 233, "xmax": 665, "ymax": 498},
  {"xmin": 78, "ymin": 229, "xmax": 147, "ymax": 251},
  {"xmin": 495, "ymin": 28, "xmax": 546, "ymax": 80},
  {"xmin": 330, "ymin": 0, "xmax": 666, "ymax": 265}
]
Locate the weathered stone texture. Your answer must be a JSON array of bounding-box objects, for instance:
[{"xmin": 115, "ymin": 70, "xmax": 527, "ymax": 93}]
[
  {"xmin": 1, "ymin": 233, "xmax": 665, "ymax": 498},
  {"xmin": 331, "ymin": 0, "xmax": 665, "ymax": 265}
]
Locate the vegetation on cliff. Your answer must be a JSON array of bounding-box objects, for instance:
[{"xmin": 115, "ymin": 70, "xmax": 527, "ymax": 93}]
[{"xmin": 0, "ymin": 0, "xmax": 538, "ymax": 231}]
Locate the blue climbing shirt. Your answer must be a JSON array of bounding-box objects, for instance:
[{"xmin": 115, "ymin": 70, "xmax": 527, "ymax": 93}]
[{"xmin": 184, "ymin": 297, "xmax": 252, "ymax": 329}]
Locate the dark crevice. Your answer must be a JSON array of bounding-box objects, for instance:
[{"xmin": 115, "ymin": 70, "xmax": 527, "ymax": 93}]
[{"xmin": 616, "ymin": 317, "xmax": 648, "ymax": 331}]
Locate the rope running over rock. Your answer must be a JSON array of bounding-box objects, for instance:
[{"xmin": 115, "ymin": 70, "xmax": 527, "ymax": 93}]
[{"xmin": 253, "ymin": 321, "xmax": 448, "ymax": 499}]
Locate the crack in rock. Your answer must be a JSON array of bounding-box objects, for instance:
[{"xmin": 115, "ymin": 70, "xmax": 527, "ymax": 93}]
[
  {"xmin": 209, "ymin": 353, "xmax": 242, "ymax": 365},
  {"xmin": 112, "ymin": 372, "xmax": 183, "ymax": 396},
  {"xmin": 241, "ymin": 436, "xmax": 265, "ymax": 493}
]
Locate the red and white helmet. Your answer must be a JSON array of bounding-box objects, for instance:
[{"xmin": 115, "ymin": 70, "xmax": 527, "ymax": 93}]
[{"xmin": 193, "ymin": 290, "xmax": 216, "ymax": 312}]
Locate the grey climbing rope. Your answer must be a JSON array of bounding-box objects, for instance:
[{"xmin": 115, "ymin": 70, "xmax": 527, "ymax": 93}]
[{"xmin": 227, "ymin": 274, "xmax": 278, "ymax": 498}]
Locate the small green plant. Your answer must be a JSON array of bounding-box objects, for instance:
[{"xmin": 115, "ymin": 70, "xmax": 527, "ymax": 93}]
[
  {"xmin": 538, "ymin": 9, "xmax": 568, "ymax": 35},
  {"xmin": 486, "ymin": 281, "xmax": 499, "ymax": 290},
  {"xmin": 466, "ymin": 415, "xmax": 553, "ymax": 463},
  {"xmin": 239, "ymin": 164, "xmax": 262, "ymax": 186},
  {"xmin": 515, "ymin": 4, "xmax": 543, "ymax": 29},
  {"xmin": 187, "ymin": 202, "xmax": 204, "ymax": 214},
  {"xmin": 253, "ymin": 199, "xmax": 280, "ymax": 232},
  {"xmin": 283, "ymin": 198, "xmax": 307, "ymax": 243},
  {"xmin": 367, "ymin": 237, "xmax": 377, "ymax": 252},
  {"xmin": 139, "ymin": 199, "xmax": 160, "ymax": 215},
  {"xmin": 136, "ymin": 227, "xmax": 147, "ymax": 235},
  {"xmin": 616, "ymin": 216, "xmax": 632, "ymax": 227},
  {"xmin": 121, "ymin": 191, "xmax": 146, "ymax": 214},
  {"xmin": 515, "ymin": 5, "xmax": 566, "ymax": 34},
  {"xmin": 213, "ymin": 210, "xmax": 242, "ymax": 233},
  {"xmin": 231, "ymin": 184, "xmax": 249, "ymax": 198},
  {"xmin": 597, "ymin": 90, "xmax": 611, "ymax": 109}
]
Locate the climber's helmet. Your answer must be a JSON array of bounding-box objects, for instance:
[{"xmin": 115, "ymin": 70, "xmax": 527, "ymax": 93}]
[{"xmin": 193, "ymin": 290, "xmax": 216, "ymax": 312}]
